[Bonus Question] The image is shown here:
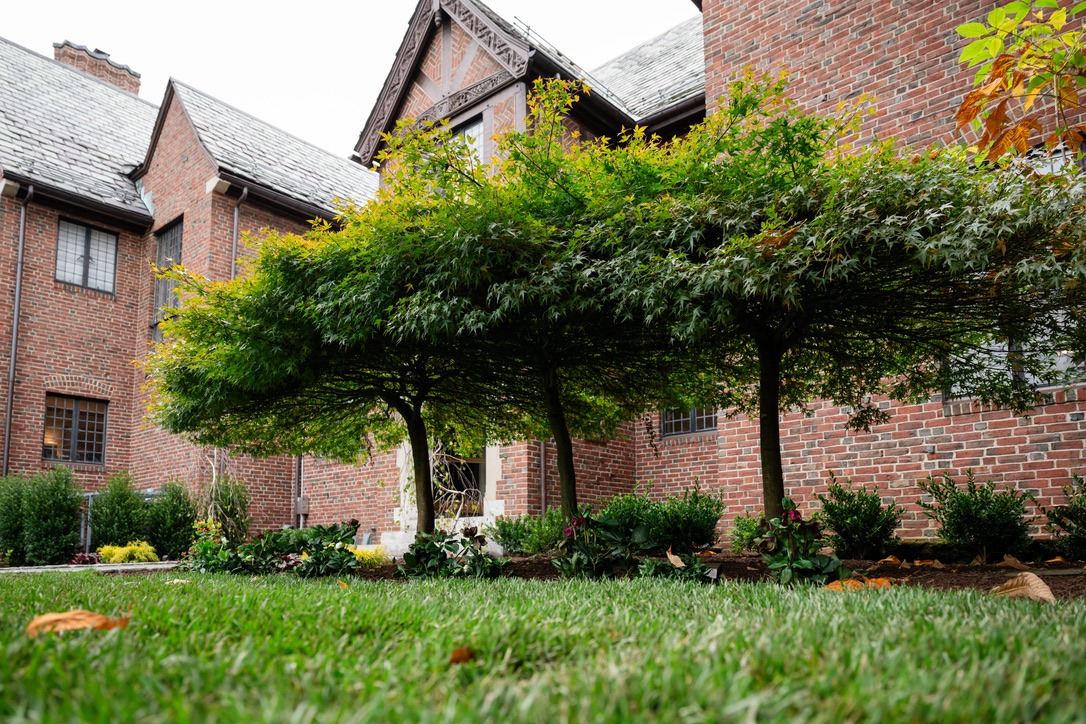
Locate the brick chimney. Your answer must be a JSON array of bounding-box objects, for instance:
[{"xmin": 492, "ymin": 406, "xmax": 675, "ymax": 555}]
[{"xmin": 53, "ymin": 41, "xmax": 140, "ymax": 95}]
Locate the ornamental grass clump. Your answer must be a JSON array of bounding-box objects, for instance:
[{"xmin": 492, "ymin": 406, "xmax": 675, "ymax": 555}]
[{"xmin": 918, "ymin": 471, "xmax": 1034, "ymax": 562}]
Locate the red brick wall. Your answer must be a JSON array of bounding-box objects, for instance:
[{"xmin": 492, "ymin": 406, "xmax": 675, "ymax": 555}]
[
  {"xmin": 0, "ymin": 196, "xmax": 144, "ymax": 490},
  {"xmin": 124, "ymin": 93, "xmax": 302, "ymax": 532},
  {"xmin": 702, "ymin": 0, "xmax": 994, "ymax": 146},
  {"xmin": 303, "ymin": 454, "xmax": 401, "ymax": 542}
]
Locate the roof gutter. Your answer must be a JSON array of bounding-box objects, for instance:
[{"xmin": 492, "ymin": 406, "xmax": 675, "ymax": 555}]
[
  {"xmin": 3, "ymin": 184, "xmax": 34, "ymax": 477},
  {"xmin": 637, "ymin": 94, "xmax": 706, "ymax": 135},
  {"xmin": 218, "ymin": 172, "xmax": 336, "ymax": 226},
  {"xmin": 0, "ymin": 171, "xmax": 152, "ymax": 233}
]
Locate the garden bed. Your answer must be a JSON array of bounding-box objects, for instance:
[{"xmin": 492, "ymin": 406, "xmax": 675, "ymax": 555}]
[{"xmin": 354, "ymin": 551, "xmax": 1086, "ymax": 598}]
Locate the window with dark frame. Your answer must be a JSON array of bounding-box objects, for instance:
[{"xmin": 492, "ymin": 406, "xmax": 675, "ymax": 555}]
[
  {"xmin": 661, "ymin": 408, "xmax": 717, "ymax": 436},
  {"xmin": 42, "ymin": 394, "xmax": 108, "ymax": 465},
  {"xmin": 153, "ymin": 220, "xmax": 183, "ymax": 339},
  {"xmin": 55, "ymin": 220, "xmax": 118, "ymax": 293}
]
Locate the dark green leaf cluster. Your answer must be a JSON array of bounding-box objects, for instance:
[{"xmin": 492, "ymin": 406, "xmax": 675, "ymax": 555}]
[
  {"xmin": 145, "ymin": 482, "xmax": 197, "ymax": 560},
  {"xmin": 19, "ymin": 468, "xmax": 83, "ymax": 566},
  {"xmin": 398, "ymin": 528, "xmax": 508, "ymax": 579},
  {"xmin": 918, "ymin": 471, "xmax": 1035, "ymax": 561},
  {"xmin": 816, "ymin": 472, "xmax": 903, "ymax": 560},
  {"xmin": 89, "ymin": 471, "xmax": 147, "ymax": 549},
  {"xmin": 1045, "ymin": 475, "xmax": 1086, "ymax": 560},
  {"xmin": 756, "ymin": 498, "xmax": 842, "ymax": 585},
  {"xmin": 599, "ymin": 486, "xmax": 725, "ymax": 554}
]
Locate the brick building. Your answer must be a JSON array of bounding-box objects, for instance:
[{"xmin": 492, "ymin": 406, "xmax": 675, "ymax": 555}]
[
  {"xmin": 0, "ymin": 37, "xmax": 377, "ymax": 532},
  {"xmin": 337, "ymin": 0, "xmax": 1086, "ymax": 547},
  {"xmin": 3, "ymin": 0, "xmax": 1084, "ymax": 552}
]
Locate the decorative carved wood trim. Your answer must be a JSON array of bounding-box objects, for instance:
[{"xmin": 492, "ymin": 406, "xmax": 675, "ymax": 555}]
[
  {"xmin": 439, "ymin": 0, "xmax": 529, "ymax": 77},
  {"xmin": 416, "ymin": 71, "xmax": 515, "ymax": 124},
  {"xmin": 354, "ymin": 0, "xmax": 530, "ymax": 165}
]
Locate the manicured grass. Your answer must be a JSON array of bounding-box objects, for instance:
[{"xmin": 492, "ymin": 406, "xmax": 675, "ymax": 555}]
[{"xmin": 0, "ymin": 572, "xmax": 1083, "ymax": 722}]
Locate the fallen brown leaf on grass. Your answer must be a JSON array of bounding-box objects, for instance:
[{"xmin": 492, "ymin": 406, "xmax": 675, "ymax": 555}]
[
  {"xmin": 449, "ymin": 647, "xmax": 475, "ymax": 664},
  {"xmin": 997, "ymin": 554, "xmax": 1030, "ymax": 571},
  {"xmin": 26, "ymin": 610, "xmax": 131, "ymax": 638},
  {"xmin": 991, "ymin": 572, "xmax": 1055, "ymax": 603},
  {"xmin": 338, "ymin": 580, "xmax": 348, "ymax": 589},
  {"xmin": 875, "ymin": 555, "xmax": 901, "ymax": 566}
]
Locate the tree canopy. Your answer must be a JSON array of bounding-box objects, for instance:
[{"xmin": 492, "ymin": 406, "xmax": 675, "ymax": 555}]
[{"xmin": 147, "ymin": 72, "xmax": 1086, "ymax": 527}]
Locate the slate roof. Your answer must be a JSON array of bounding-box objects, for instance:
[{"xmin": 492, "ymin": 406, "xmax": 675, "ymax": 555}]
[
  {"xmin": 172, "ymin": 82, "xmax": 378, "ymax": 211},
  {"xmin": 471, "ymin": 0, "xmax": 703, "ymax": 123},
  {"xmin": 0, "ymin": 36, "xmax": 157, "ymax": 218},
  {"xmin": 590, "ymin": 16, "xmax": 705, "ymax": 121}
]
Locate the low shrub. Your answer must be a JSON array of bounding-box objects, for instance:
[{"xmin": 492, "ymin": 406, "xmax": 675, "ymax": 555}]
[
  {"xmin": 523, "ymin": 507, "xmax": 568, "ymax": 555},
  {"xmin": 200, "ymin": 476, "xmax": 251, "ymax": 545},
  {"xmin": 599, "ymin": 492, "xmax": 656, "ymax": 544},
  {"xmin": 486, "ymin": 515, "xmax": 534, "ymax": 555},
  {"xmin": 756, "ymin": 498, "xmax": 841, "ymax": 585},
  {"xmin": 597, "ymin": 486, "xmax": 725, "ymax": 555},
  {"xmin": 729, "ymin": 515, "xmax": 761, "ymax": 553},
  {"xmin": 98, "ymin": 540, "xmax": 159, "ymax": 564},
  {"xmin": 1045, "ymin": 475, "xmax": 1086, "ymax": 561},
  {"xmin": 918, "ymin": 471, "xmax": 1034, "ymax": 562},
  {"xmin": 22, "ymin": 468, "xmax": 83, "ymax": 566},
  {"xmin": 0, "ymin": 476, "xmax": 27, "ymax": 566},
  {"xmin": 816, "ymin": 473, "xmax": 902, "ymax": 560},
  {"xmin": 651, "ymin": 486, "xmax": 725, "ymax": 554},
  {"xmin": 146, "ymin": 482, "xmax": 197, "ymax": 560},
  {"xmin": 90, "ymin": 471, "xmax": 147, "ymax": 549}
]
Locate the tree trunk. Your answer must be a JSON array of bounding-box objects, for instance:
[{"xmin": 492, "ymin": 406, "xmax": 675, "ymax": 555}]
[
  {"xmin": 757, "ymin": 338, "xmax": 785, "ymax": 521},
  {"xmin": 403, "ymin": 409, "xmax": 436, "ymax": 534},
  {"xmin": 541, "ymin": 367, "xmax": 579, "ymax": 520}
]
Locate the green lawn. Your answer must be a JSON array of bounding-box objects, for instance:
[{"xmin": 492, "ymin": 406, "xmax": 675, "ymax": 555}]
[{"xmin": 0, "ymin": 572, "xmax": 1082, "ymax": 722}]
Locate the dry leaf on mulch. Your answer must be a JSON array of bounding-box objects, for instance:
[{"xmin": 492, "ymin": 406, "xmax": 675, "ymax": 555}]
[
  {"xmin": 825, "ymin": 576, "xmax": 895, "ymax": 591},
  {"xmin": 996, "ymin": 554, "xmax": 1031, "ymax": 571},
  {"xmin": 26, "ymin": 610, "xmax": 131, "ymax": 638},
  {"xmin": 990, "ymin": 572, "xmax": 1056, "ymax": 603}
]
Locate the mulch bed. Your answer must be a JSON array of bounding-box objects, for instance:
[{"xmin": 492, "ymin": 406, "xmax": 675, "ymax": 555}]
[{"xmin": 358, "ymin": 552, "xmax": 1086, "ymax": 599}]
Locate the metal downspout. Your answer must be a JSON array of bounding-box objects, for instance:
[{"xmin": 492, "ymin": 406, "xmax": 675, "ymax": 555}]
[
  {"xmin": 230, "ymin": 187, "xmax": 249, "ymax": 280},
  {"xmin": 294, "ymin": 455, "xmax": 305, "ymax": 528},
  {"xmin": 3, "ymin": 185, "xmax": 33, "ymax": 477},
  {"xmin": 539, "ymin": 439, "xmax": 546, "ymax": 516}
]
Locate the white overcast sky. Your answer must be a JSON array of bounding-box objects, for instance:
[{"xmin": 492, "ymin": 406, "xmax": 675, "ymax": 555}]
[{"xmin": 4, "ymin": 1, "xmax": 699, "ymax": 157}]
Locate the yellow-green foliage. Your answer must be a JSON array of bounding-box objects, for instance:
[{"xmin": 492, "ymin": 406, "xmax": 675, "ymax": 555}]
[
  {"xmin": 97, "ymin": 540, "xmax": 159, "ymax": 564},
  {"xmin": 347, "ymin": 545, "xmax": 389, "ymax": 569}
]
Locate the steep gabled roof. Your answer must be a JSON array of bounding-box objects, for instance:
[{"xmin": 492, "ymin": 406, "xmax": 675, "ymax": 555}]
[
  {"xmin": 354, "ymin": 0, "xmax": 704, "ymax": 165},
  {"xmin": 0, "ymin": 36, "xmax": 157, "ymax": 224},
  {"xmin": 590, "ymin": 16, "xmax": 705, "ymax": 122},
  {"xmin": 165, "ymin": 81, "xmax": 378, "ymax": 214}
]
